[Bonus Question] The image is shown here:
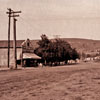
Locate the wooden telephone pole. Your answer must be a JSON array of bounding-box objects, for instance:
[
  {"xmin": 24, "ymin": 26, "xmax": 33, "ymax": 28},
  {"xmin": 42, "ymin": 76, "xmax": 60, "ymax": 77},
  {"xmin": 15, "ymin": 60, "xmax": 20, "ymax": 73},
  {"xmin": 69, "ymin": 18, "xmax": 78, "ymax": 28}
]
[
  {"xmin": 13, "ymin": 18, "xmax": 17, "ymax": 69},
  {"xmin": 7, "ymin": 9, "xmax": 21, "ymax": 69},
  {"xmin": 6, "ymin": 8, "xmax": 12, "ymax": 68}
]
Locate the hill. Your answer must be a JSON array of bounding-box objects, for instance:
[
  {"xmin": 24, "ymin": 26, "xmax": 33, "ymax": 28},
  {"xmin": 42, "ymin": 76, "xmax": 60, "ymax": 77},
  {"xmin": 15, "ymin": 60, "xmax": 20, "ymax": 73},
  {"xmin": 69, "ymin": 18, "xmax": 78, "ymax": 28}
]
[
  {"xmin": 0, "ymin": 38, "xmax": 100, "ymax": 53},
  {"xmin": 62, "ymin": 38, "xmax": 100, "ymax": 53}
]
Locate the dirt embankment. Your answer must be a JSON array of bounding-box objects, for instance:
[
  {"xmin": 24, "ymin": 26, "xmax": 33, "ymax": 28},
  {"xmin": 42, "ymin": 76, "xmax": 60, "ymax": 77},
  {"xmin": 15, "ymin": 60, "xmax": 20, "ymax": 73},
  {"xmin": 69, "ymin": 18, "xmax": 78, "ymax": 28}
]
[{"xmin": 0, "ymin": 62, "xmax": 100, "ymax": 100}]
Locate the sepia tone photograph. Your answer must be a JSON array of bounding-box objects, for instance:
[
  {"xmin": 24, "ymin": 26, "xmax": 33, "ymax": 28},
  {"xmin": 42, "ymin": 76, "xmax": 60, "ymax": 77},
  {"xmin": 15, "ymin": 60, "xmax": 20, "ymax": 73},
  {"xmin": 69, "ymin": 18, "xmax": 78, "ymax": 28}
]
[{"xmin": 0, "ymin": 0, "xmax": 100, "ymax": 100}]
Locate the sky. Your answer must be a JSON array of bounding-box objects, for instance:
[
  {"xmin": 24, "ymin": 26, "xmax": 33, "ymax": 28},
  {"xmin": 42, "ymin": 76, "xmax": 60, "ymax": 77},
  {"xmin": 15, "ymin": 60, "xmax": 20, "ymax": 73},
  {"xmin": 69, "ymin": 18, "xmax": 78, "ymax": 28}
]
[{"xmin": 0, "ymin": 0, "xmax": 100, "ymax": 40}]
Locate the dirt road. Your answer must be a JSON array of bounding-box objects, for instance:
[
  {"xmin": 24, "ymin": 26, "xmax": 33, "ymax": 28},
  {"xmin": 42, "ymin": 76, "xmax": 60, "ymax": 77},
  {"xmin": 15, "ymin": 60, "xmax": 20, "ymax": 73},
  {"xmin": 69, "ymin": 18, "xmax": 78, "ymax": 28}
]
[{"xmin": 0, "ymin": 62, "xmax": 100, "ymax": 100}]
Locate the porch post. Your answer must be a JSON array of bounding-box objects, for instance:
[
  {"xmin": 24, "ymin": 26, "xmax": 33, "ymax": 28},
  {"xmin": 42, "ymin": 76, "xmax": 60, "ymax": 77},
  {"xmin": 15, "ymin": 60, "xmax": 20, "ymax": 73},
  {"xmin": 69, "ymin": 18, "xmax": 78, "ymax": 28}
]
[{"xmin": 21, "ymin": 48, "xmax": 23, "ymax": 67}]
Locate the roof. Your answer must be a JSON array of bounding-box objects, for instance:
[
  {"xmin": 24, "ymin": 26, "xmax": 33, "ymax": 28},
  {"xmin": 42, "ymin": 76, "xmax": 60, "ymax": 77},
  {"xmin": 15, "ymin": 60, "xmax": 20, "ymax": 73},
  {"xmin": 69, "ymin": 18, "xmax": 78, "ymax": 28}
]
[
  {"xmin": 0, "ymin": 40, "xmax": 39, "ymax": 48},
  {"xmin": 17, "ymin": 52, "xmax": 41, "ymax": 60},
  {"xmin": 0, "ymin": 40, "xmax": 24, "ymax": 48},
  {"xmin": 23, "ymin": 53, "xmax": 41, "ymax": 59}
]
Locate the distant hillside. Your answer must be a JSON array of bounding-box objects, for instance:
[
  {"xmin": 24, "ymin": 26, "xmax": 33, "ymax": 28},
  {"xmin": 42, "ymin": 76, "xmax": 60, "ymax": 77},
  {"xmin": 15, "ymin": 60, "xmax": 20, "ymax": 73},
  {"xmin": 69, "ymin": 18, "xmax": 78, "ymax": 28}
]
[
  {"xmin": 62, "ymin": 38, "xmax": 100, "ymax": 53},
  {"xmin": 0, "ymin": 38, "xmax": 100, "ymax": 53}
]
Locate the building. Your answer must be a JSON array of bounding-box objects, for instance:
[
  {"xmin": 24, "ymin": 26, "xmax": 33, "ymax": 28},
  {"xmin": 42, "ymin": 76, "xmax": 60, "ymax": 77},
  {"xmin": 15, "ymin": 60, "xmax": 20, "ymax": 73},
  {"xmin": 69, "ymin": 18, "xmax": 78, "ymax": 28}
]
[
  {"xmin": 0, "ymin": 39, "xmax": 40, "ymax": 67},
  {"xmin": 17, "ymin": 38, "xmax": 41, "ymax": 67}
]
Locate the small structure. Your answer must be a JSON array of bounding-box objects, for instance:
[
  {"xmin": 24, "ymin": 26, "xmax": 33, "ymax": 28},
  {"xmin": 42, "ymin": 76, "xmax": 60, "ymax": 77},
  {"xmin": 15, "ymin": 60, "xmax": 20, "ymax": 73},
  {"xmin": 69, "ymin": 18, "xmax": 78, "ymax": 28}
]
[{"xmin": 17, "ymin": 38, "xmax": 41, "ymax": 67}]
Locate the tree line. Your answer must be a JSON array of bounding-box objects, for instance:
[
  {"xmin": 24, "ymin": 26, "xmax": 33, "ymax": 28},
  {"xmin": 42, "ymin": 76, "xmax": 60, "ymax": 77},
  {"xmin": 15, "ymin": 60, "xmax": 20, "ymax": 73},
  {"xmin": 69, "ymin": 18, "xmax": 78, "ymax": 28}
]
[{"xmin": 34, "ymin": 34, "xmax": 80, "ymax": 66}]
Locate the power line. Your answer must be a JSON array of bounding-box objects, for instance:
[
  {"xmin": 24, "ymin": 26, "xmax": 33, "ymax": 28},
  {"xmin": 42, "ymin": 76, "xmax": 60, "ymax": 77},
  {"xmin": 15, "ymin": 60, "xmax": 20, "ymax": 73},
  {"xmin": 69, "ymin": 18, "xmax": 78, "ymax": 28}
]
[
  {"xmin": 19, "ymin": 16, "xmax": 33, "ymax": 29},
  {"xmin": 19, "ymin": 16, "xmax": 40, "ymax": 37}
]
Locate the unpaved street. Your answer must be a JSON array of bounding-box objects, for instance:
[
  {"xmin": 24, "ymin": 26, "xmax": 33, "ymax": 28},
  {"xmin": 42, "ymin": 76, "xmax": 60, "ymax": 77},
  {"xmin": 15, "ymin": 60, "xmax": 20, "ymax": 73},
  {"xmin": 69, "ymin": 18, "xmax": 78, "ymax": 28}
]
[{"xmin": 0, "ymin": 62, "xmax": 100, "ymax": 100}]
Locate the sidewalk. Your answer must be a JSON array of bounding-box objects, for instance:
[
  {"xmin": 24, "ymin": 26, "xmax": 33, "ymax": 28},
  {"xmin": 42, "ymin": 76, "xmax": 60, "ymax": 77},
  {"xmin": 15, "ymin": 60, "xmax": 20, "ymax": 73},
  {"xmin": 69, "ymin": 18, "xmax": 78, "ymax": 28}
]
[
  {"xmin": 0, "ymin": 67, "xmax": 10, "ymax": 71},
  {"xmin": 0, "ymin": 66, "xmax": 24, "ymax": 71}
]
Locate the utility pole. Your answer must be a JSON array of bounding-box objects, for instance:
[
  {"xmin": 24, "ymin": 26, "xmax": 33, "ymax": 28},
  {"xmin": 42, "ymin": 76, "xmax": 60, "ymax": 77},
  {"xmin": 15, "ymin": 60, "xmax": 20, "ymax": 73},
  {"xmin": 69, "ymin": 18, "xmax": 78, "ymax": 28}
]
[
  {"xmin": 6, "ymin": 8, "xmax": 12, "ymax": 68},
  {"xmin": 7, "ymin": 8, "xmax": 21, "ymax": 69},
  {"xmin": 12, "ymin": 10, "xmax": 21, "ymax": 69},
  {"xmin": 13, "ymin": 18, "xmax": 17, "ymax": 69}
]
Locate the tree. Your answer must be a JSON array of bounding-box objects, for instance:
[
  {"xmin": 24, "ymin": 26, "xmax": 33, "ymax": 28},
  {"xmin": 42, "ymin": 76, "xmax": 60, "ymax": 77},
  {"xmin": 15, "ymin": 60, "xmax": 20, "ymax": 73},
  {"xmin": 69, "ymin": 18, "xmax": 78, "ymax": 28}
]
[
  {"xmin": 71, "ymin": 48, "xmax": 80, "ymax": 61},
  {"xmin": 34, "ymin": 34, "xmax": 51, "ymax": 65},
  {"xmin": 34, "ymin": 34, "xmax": 80, "ymax": 66},
  {"xmin": 37, "ymin": 34, "xmax": 51, "ymax": 48}
]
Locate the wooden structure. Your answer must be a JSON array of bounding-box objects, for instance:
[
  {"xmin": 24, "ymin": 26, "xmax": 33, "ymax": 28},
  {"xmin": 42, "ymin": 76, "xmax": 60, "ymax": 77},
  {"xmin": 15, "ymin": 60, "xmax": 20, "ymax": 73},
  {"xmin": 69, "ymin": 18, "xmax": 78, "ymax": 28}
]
[{"xmin": 21, "ymin": 38, "xmax": 41, "ymax": 67}]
